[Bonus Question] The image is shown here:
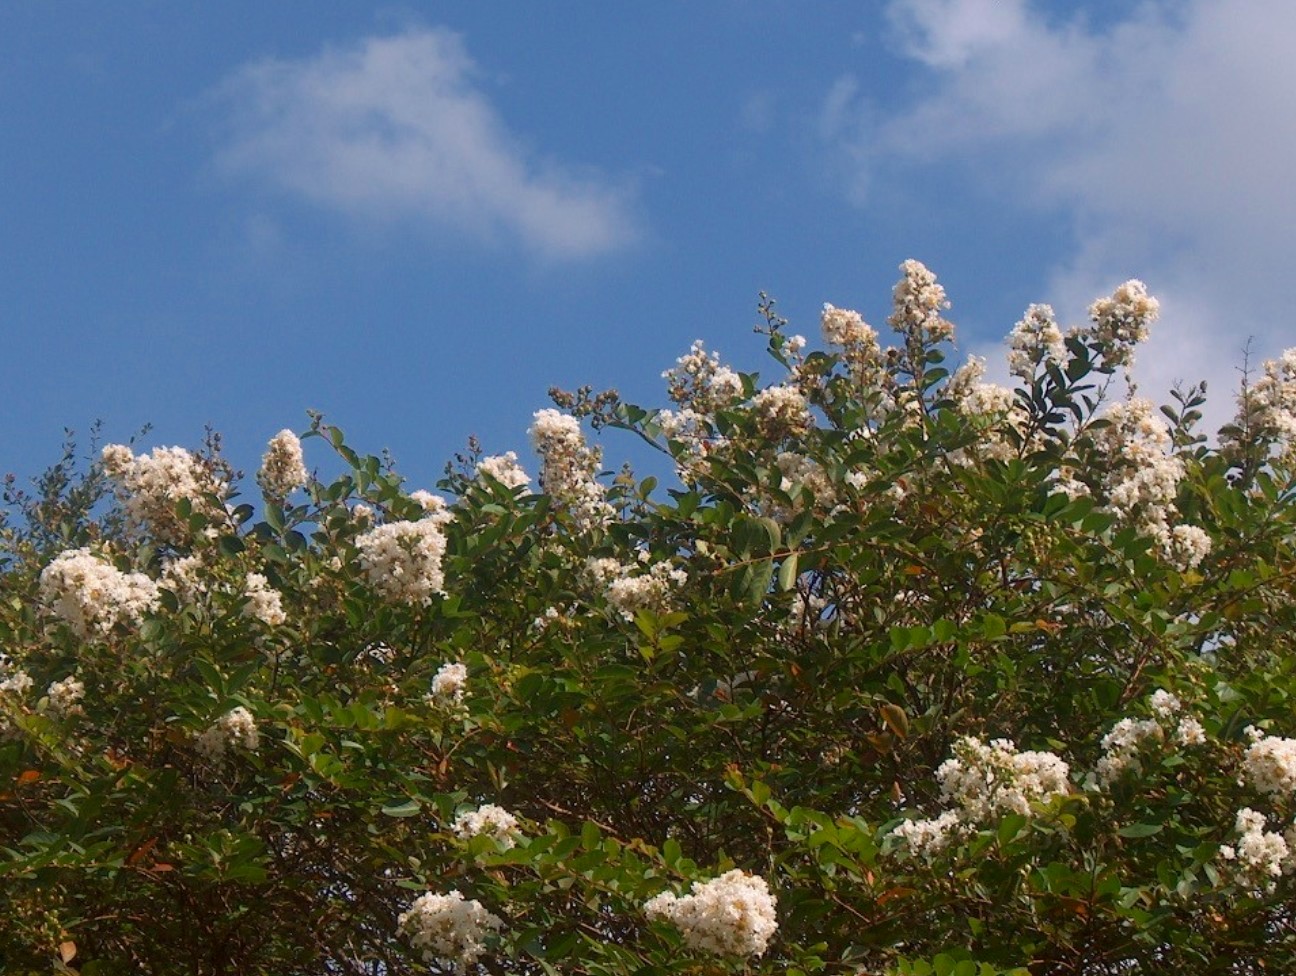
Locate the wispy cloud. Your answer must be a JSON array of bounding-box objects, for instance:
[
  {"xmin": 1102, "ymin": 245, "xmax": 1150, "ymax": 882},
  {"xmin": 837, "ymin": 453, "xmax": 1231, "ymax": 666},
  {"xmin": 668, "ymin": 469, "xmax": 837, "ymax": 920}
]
[
  {"xmin": 212, "ymin": 27, "xmax": 639, "ymax": 261},
  {"xmin": 822, "ymin": 0, "xmax": 1296, "ymax": 421}
]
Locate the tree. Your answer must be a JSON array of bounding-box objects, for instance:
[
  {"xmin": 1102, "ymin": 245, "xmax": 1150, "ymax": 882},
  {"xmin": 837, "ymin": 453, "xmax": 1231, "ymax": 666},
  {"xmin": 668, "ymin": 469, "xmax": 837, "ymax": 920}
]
[{"xmin": 2, "ymin": 261, "xmax": 1296, "ymax": 975}]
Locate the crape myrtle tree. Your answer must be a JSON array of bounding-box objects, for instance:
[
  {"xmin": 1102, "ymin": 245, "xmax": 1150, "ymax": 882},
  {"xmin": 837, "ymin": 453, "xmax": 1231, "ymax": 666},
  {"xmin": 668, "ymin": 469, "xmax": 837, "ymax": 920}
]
[{"xmin": 2, "ymin": 261, "xmax": 1296, "ymax": 975}]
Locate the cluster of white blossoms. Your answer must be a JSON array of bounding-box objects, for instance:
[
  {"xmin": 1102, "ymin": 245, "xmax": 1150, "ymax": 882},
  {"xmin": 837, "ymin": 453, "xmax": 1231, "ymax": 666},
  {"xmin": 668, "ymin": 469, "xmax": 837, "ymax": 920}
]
[
  {"xmin": 242, "ymin": 572, "xmax": 286, "ymax": 627},
  {"xmin": 529, "ymin": 410, "xmax": 614, "ymax": 532},
  {"xmin": 1218, "ymin": 808, "xmax": 1296, "ymax": 893},
  {"xmin": 195, "ymin": 706, "xmax": 259, "ymax": 761},
  {"xmin": 475, "ymin": 452, "xmax": 531, "ymax": 492},
  {"xmin": 1229, "ymin": 348, "xmax": 1296, "ymax": 458},
  {"xmin": 1093, "ymin": 689, "xmax": 1205, "ymax": 787},
  {"xmin": 821, "ymin": 303, "xmax": 883, "ymax": 382},
  {"xmin": 160, "ymin": 553, "xmax": 206, "ymax": 603},
  {"xmin": 947, "ymin": 357, "xmax": 1031, "ymax": 463},
  {"xmin": 939, "ymin": 737, "xmax": 1070, "ymax": 821},
  {"xmin": 355, "ymin": 512, "xmax": 451, "ymax": 607},
  {"xmin": 1087, "ymin": 279, "xmax": 1159, "ymax": 369},
  {"xmin": 0, "ymin": 658, "xmax": 33, "ymax": 697},
  {"xmin": 39, "ymin": 548, "xmax": 160, "ymax": 640},
  {"xmin": 643, "ymin": 869, "xmax": 778, "ymax": 958},
  {"xmin": 894, "ymin": 737, "xmax": 1070, "ymax": 858},
  {"xmin": 101, "ymin": 444, "xmax": 229, "ymax": 545},
  {"xmin": 1006, "ymin": 303, "xmax": 1067, "ymax": 381},
  {"xmin": 888, "ymin": 259, "xmax": 954, "ymax": 347},
  {"xmin": 452, "ymin": 804, "xmax": 521, "ymax": 849},
  {"xmin": 1088, "ymin": 398, "xmax": 1210, "ymax": 570},
  {"xmin": 257, "ymin": 429, "xmax": 308, "ymax": 498},
  {"xmin": 750, "ymin": 384, "xmax": 812, "ymax": 438},
  {"xmin": 1240, "ymin": 726, "xmax": 1296, "ymax": 797},
  {"xmin": 585, "ymin": 555, "xmax": 687, "ymax": 621},
  {"xmin": 43, "ymin": 675, "xmax": 85, "ymax": 717},
  {"xmin": 428, "ymin": 662, "xmax": 468, "ymax": 706},
  {"xmin": 663, "ymin": 340, "xmax": 745, "ymax": 412},
  {"xmin": 398, "ymin": 890, "xmax": 503, "ymax": 970}
]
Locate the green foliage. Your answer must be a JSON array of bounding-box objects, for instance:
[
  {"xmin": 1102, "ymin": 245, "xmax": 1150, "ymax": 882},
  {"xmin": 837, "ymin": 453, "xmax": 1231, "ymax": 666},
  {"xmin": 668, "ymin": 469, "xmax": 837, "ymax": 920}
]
[{"xmin": 2, "ymin": 264, "xmax": 1296, "ymax": 975}]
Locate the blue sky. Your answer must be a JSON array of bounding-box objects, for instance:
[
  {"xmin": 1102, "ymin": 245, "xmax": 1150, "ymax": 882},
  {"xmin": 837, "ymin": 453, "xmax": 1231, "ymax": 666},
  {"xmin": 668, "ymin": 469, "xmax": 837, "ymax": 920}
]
[{"xmin": 3, "ymin": 1, "xmax": 1293, "ymax": 496}]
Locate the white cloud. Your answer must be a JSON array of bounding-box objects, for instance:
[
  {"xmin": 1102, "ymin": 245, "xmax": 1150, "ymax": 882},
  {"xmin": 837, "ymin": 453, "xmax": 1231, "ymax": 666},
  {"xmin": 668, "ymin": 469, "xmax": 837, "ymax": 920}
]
[
  {"xmin": 212, "ymin": 28, "xmax": 638, "ymax": 261},
  {"xmin": 824, "ymin": 0, "xmax": 1296, "ymax": 427}
]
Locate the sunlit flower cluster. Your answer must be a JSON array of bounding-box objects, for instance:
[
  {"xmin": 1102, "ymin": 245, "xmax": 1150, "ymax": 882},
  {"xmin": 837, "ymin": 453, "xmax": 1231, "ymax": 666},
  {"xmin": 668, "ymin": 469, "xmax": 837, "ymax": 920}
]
[
  {"xmin": 586, "ymin": 555, "xmax": 687, "ymax": 621},
  {"xmin": 196, "ymin": 706, "xmax": 259, "ymax": 761},
  {"xmin": 1241, "ymin": 726, "xmax": 1296, "ymax": 797},
  {"xmin": 1088, "ymin": 398, "xmax": 1209, "ymax": 569},
  {"xmin": 475, "ymin": 452, "xmax": 531, "ymax": 492},
  {"xmin": 398, "ymin": 890, "xmax": 503, "ymax": 970},
  {"xmin": 821, "ymin": 303, "xmax": 883, "ymax": 382},
  {"xmin": 643, "ymin": 869, "xmax": 778, "ymax": 958},
  {"xmin": 453, "ymin": 804, "xmax": 521, "ymax": 849},
  {"xmin": 1218, "ymin": 807, "xmax": 1296, "ymax": 893},
  {"xmin": 1093, "ymin": 691, "xmax": 1204, "ymax": 787},
  {"xmin": 948, "ymin": 357, "xmax": 1031, "ymax": 462},
  {"xmin": 1007, "ymin": 303, "xmax": 1067, "ymax": 380},
  {"xmin": 1230, "ymin": 348, "xmax": 1296, "ymax": 458},
  {"xmin": 43, "ymin": 675, "xmax": 85, "ymax": 717},
  {"xmin": 242, "ymin": 572, "xmax": 286, "ymax": 627},
  {"xmin": 663, "ymin": 340, "xmax": 745, "ymax": 412},
  {"xmin": 356, "ymin": 518, "xmax": 449, "ymax": 606},
  {"xmin": 1087, "ymin": 279, "xmax": 1159, "ymax": 369},
  {"xmin": 530, "ymin": 409, "xmax": 613, "ymax": 532},
  {"xmin": 0, "ymin": 662, "xmax": 33, "ymax": 697},
  {"xmin": 39, "ymin": 548, "xmax": 160, "ymax": 640},
  {"xmin": 938, "ymin": 736, "xmax": 1070, "ymax": 821},
  {"xmin": 894, "ymin": 737, "xmax": 1069, "ymax": 858},
  {"xmin": 257, "ymin": 429, "xmax": 308, "ymax": 498},
  {"xmin": 101, "ymin": 444, "xmax": 229, "ymax": 545},
  {"xmin": 888, "ymin": 259, "xmax": 954, "ymax": 347},
  {"xmin": 750, "ymin": 384, "xmax": 812, "ymax": 438},
  {"xmin": 428, "ymin": 662, "xmax": 468, "ymax": 706}
]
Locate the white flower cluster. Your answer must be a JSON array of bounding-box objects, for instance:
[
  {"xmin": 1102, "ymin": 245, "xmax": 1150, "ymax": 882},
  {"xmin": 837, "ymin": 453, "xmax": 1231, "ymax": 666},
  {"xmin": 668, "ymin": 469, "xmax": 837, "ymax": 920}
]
[
  {"xmin": 529, "ymin": 410, "xmax": 614, "ymax": 532},
  {"xmin": 586, "ymin": 555, "xmax": 687, "ymax": 621},
  {"xmin": 242, "ymin": 572, "xmax": 286, "ymax": 627},
  {"xmin": 888, "ymin": 259, "xmax": 954, "ymax": 346},
  {"xmin": 1230, "ymin": 348, "xmax": 1296, "ymax": 457},
  {"xmin": 43, "ymin": 675, "xmax": 85, "ymax": 717},
  {"xmin": 475, "ymin": 452, "xmax": 531, "ymax": 492},
  {"xmin": 1093, "ymin": 689, "xmax": 1204, "ymax": 787},
  {"xmin": 894, "ymin": 736, "xmax": 1069, "ymax": 857},
  {"xmin": 161, "ymin": 554, "xmax": 207, "ymax": 603},
  {"xmin": 39, "ymin": 548, "xmax": 160, "ymax": 640},
  {"xmin": 0, "ymin": 659, "xmax": 33, "ymax": 697},
  {"xmin": 775, "ymin": 452, "xmax": 837, "ymax": 509},
  {"xmin": 657, "ymin": 407, "xmax": 726, "ymax": 483},
  {"xmin": 257, "ymin": 429, "xmax": 308, "ymax": 498},
  {"xmin": 453, "ymin": 803, "xmax": 521, "ymax": 849},
  {"xmin": 643, "ymin": 869, "xmax": 777, "ymax": 958},
  {"xmin": 750, "ymin": 385, "xmax": 812, "ymax": 438},
  {"xmin": 891, "ymin": 810, "xmax": 962, "ymax": 858},
  {"xmin": 398, "ymin": 890, "xmax": 502, "ymax": 970},
  {"xmin": 101, "ymin": 444, "xmax": 229, "ymax": 545},
  {"xmin": 355, "ymin": 516, "xmax": 450, "ymax": 607},
  {"xmin": 428, "ymin": 662, "xmax": 468, "ymax": 706},
  {"xmin": 1090, "ymin": 398, "xmax": 1210, "ymax": 570},
  {"xmin": 947, "ymin": 357, "xmax": 1031, "ymax": 463},
  {"xmin": 663, "ymin": 340, "xmax": 744, "ymax": 411},
  {"xmin": 1241, "ymin": 726, "xmax": 1296, "ymax": 797},
  {"xmin": 1007, "ymin": 303, "xmax": 1067, "ymax": 380},
  {"xmin": 821, "ymin": 303, "xmax": 883, "ymax": 381},
  {"xmin": 1087, "ymin": 279, "xmax": 1159, "ymax": 369},
  {"xmin": 196, "ymin": 706, "xmax": 259, "ymax": 761},
  {"xmin": 938, "ymin": 737, "xmax": 1070, "ymax": 820},
  {"xmin": 1218, "ymin": 807, "xmax": 1296, "ymax": 893}
]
